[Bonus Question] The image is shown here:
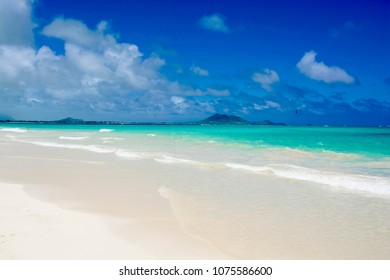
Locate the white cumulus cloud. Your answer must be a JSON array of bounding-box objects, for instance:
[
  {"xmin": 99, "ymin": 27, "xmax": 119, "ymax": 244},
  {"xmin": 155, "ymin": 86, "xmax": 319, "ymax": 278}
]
[
  {"xmin": 42, "ymin": 18, "xmax": 115, "ymax": 48},
  {"xmin": 199, "ymin": 13, "xmax": 229, "ymax": 33},
  {"xmin": 0, "ymin": 2, "xmax": 243, "ymax": 120},
  {"xmin": 206, "ymin": 88, "xmax": 230, "ymax": 96},
  {"xmin": 0, "ymin": 4, "xmax": 223, "ymax": 120},
  {"xmin": 252, "ymin": 69, "xmax": 280, "ymax": 92},
  {"xmin": 253, "ymin": 100, "xmax": 281, "ymax": 111},
  {"xmin": 190, "ymin": 65, "xmax": 209, "ymax": 76},
  {"xmin": 0, "ymin": 18, "xmax": 167, "ymax": 101},
  {"xmin": 297, "ymin": 51, "xmax": 355, "ymax": 84},
  {"xmin": 170, "ymin": 96, "xmax": 188, "ymax": 111},
  {"xmin": 0, "ymin": 0, "xmax": 34, "ymax": 46}
]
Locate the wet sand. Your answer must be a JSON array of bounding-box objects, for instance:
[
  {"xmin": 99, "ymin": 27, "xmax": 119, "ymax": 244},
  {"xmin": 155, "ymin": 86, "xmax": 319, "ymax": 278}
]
[
  {"xmin": 0, "ymin": 141, "xmax": 227, "ymax": 259},
  {"xmin": 1, "ymin": 139, "xmax": 389, "ymax": 259}
]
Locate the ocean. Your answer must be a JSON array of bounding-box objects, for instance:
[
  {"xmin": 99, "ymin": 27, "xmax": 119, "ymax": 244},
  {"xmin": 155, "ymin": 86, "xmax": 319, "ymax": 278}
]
[{"xmin": 1, "ymin": 124, "xmax": 390, "ymax": 258}]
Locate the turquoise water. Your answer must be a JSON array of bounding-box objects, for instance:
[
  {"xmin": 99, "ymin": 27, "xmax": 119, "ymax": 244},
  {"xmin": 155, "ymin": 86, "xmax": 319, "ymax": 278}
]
[{"xmin": 1, "ymin": 124, "xmax": 389, "ymax": 157}]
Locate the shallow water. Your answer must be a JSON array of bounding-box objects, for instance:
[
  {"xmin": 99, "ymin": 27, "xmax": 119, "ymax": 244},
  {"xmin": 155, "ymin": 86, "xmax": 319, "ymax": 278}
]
[{"xmin": 1, "ymin": 124, "xmax": 389, "ymax": 196}]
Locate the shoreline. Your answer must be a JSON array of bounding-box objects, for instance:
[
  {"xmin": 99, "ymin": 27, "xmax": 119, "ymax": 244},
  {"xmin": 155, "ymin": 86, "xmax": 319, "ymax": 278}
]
[
  {"xmin": 1, "ymin": 121, "xmax": 390, "ymax": 128},
  {"xmin": 1, "ymin": 137, "xmax": 389, "ymax": 259},
  {"xmin": 0, "ymin": 141, "xmax": 228, "ymax": 259}
]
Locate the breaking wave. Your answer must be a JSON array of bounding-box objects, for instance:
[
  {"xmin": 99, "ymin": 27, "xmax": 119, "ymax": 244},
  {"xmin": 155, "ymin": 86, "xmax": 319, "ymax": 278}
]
[
  {"xmin": 0, "ymin": 128, "xmax": 27, "ymax": 133},
  {"xmin": 59, "ymin": 136, "xmax": 89, "ymax": 140},
  {"xmin": 225, "ymin": 163, "xmax": 390, "ymax": 196},
  {"xmin": 28, "ymin": 141, "xmax": 116, "ymax": 154}
]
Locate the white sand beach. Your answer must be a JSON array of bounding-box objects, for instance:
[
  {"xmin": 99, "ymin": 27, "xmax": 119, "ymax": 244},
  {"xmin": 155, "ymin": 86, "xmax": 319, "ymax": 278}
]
[{"xmin": 0, "ymin": 141, "xmax": 227, "ymax": 259}]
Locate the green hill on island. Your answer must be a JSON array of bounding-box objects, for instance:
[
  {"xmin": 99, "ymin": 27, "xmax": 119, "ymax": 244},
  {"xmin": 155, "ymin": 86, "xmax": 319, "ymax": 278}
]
[
  {"xmin": 199, "ymin": 114, "xmax": 249, "ymax": 125},
  {"xmin": 198, "ymin": 113, "xmax": 285, "ymax": 125},
  {"xmin": 55, "ymin": 117, "xmax": 85, "ymax": 124}
]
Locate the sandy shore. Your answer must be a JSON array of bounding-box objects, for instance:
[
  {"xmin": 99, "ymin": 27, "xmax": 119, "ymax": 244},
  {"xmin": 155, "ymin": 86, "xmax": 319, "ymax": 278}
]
[
  {"xmin": 0, "ymin": 141, "xmax": 227, "ymax": 259},
  {"xmin": 1, "ymin": 136, "xmax": 390, "ymax": 259}
]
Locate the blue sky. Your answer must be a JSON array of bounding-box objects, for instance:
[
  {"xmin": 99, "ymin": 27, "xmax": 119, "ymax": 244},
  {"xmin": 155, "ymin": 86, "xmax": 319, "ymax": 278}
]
[{"xmin": 0, "ymin": 0, "xmax": 389, "ymax": 125}]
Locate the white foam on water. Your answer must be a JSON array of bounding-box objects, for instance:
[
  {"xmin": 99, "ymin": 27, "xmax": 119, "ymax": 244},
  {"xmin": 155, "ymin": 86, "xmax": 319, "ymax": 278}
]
[
  {"xmin": 225, "ymin": 163, "xmax": 270, "ymax": 173},
  {"xmin": 101, "ymin": 137, "xmax": 124, "ymax": 141},
  {"xmin": 0, "ymin": 128, "xmax": 27, "ymax": 133},
  {"xmin": 5, "ymin": 134, "xmax": 17, "ymax": 139},
  {"xmin": 28, "ymin": 141, "xmax": 116, "ymax": 154},
  {"xmin": 115, "ymin": 149, "xmax": 145, "ymax": 159},
  {"xmin": 158, "ymin": 185, "xmax": 172, "ymax": 199},
  {"xmin": 154, "ymin": 155, "xmax": 200, "ymax": 165},
  {"xmin": 147, "ymin": 133, "xmax": 156, "ymax": 137},
  {"xmin": 59, "ymin": 136, "xmax": 89, "ymax": 140},
  {"xmin": 263, "ymin": 147, "xmax": 361, "ymax": 161},
  {"xmin": 99, "ymin": 129, "xmax": 113, "ymax": 132},
  {"xmin": 225, "ymin": 163, "xmax": 390, "ymax": 196}
]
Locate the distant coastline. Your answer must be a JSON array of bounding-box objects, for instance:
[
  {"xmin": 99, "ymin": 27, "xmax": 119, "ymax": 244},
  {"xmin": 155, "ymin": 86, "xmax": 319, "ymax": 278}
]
[
  {"xmin": 1, "ymin": 113, "xmax": 389, "ymax": 127},
  {"xmin": 0, "ymin": 114, "xmax": 287, "ymax": 126}
]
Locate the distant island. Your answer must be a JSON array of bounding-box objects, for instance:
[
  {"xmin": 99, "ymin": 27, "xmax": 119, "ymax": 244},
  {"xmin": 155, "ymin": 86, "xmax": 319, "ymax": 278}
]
[
  {"xmin": 197, "ymin": 114, "xmax": 285, "ymax": 125},
  {"xmin": 0, "ymin": 114, "xmax": 13, "ymax": 121},
  {"xmin": 198, "ymin": 113, "xmax": 249, "ymax": 125},
  {"xmin": 53, "ymin": 117, "xmax": 124, "ymax": 125},
  {"xmin": 0, "ymin": 114, "xmax": 286, "ymax": 126},
  {"xmin": 0, "ymin": 117, "xmax": 126, "ymax": 125}
]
